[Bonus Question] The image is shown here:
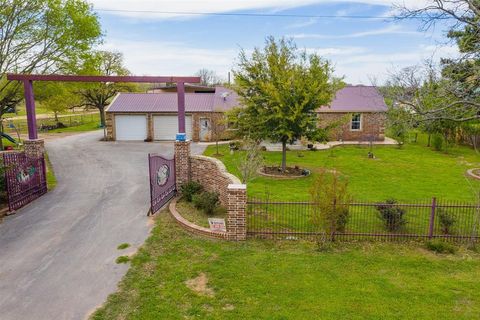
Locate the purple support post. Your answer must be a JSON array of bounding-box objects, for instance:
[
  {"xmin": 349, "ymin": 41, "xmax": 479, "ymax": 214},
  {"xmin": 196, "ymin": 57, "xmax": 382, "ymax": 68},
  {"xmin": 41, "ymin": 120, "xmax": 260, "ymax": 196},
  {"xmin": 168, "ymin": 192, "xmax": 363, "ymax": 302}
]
[
  {"xmin": 428, "ymin": 197, "xmax": 437, "ymax": 239},
  {"xmin": 177, "ymin": 81, "xmax": 186, "ymax": 137},
  {"xmin": 23, "ymin": 80, "xmax": 38, "ymax": 140}
]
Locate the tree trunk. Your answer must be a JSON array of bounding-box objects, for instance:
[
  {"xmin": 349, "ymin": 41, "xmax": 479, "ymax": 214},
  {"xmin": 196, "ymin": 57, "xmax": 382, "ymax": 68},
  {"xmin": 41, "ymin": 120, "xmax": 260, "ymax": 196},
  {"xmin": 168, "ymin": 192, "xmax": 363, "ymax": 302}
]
[
  {"xmin": 281, "ymin": 140, "xmax": 287, "ymax": 172},
  {"xmin": 99, "ymin": 107, "xmax": 106, "ymax": 127},
  {"xmin": 54, "ymin": 111, "xmax": 59, "ymax": 123},
  {"xmin": 427, "ymin": 134, "xmax": 431, "ymax": 147},
  {"xmin": 0, "ymin": 120, "xmax": 4, "ymax": 150},
  {"xmin": 216, "ymin": 140, "xmax": 219, "ymax": 155}
]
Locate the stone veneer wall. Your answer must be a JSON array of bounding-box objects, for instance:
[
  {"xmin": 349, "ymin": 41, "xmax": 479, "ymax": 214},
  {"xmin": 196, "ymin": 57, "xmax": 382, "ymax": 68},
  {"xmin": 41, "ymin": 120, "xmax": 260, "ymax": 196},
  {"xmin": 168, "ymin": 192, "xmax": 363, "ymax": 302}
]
[
  {"xmin": 105, "ymin": 112, "xmax": 114, "ymax": 140},
  {"xmin": 318, "ymin": 112, "xmax": 386, "ymax": 141},
  {"xmin": 189, "ymin": 155, "xmax": 241, "ymax": 206}
]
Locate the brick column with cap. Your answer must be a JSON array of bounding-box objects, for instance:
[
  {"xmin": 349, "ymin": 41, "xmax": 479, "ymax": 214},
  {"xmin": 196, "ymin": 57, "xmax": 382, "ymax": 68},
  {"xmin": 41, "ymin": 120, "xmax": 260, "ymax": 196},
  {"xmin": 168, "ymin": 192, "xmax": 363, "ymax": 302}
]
[
  {"xmin": 227, "ymin": 183, "xmax": 247, "ymax": 241},
  {"xmin": 24, "ymin": 139, "xmax": 45, "ymax": 159},
  {"xmin": 174, "ymin": 140, "xmax": 191, "ymax": 189}
]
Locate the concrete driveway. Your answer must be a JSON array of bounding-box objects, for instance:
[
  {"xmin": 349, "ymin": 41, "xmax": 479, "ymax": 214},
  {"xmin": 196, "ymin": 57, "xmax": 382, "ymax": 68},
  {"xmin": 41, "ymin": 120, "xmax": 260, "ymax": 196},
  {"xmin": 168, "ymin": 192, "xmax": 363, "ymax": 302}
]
[{"xmin": 0, "ymin": 130, "xmax": 205, "ymax": 320}]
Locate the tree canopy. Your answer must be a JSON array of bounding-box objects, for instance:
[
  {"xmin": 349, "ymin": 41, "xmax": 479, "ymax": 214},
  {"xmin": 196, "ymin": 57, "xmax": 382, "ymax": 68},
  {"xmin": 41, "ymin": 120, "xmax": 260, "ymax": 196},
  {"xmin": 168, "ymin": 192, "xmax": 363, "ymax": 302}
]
[
  {"xmin": 231, "ymin": 37, "xmax": 343, "ymax": 171},
  {"xmin": 0, "ymin": 0, "xmax": 103, "ymax": 118}
]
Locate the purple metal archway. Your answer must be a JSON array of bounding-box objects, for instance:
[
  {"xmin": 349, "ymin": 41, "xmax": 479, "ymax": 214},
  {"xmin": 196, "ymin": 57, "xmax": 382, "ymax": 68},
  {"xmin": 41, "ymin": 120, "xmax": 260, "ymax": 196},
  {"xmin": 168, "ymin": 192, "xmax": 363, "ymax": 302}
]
[{"xmin": 7, "ymin": 73, "xmax": 201, "ymax": 140}]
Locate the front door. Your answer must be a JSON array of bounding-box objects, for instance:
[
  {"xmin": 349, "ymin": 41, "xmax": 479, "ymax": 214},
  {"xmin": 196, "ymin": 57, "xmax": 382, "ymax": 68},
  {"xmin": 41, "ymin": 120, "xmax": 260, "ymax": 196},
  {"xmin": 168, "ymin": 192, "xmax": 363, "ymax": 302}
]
[{"xmin": 199, "ymin": 118, "xmax": 211, "ymax": 141}]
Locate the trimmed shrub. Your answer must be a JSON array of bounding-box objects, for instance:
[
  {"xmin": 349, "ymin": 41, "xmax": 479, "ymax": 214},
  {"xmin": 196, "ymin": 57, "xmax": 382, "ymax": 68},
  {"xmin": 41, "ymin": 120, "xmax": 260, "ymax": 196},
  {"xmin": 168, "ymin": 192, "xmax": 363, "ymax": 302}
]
[
  {"xmin": 180, "ymin": 181, "xmax": 203, "ymax": 202},
  {"xmin": 192, "ymin": 191, "xmax": 220, "ymax": 215},
  {"xmin": 376, "ymin": 199, "xmax": 407, "ymax": 232},
  {"xmin": 432, "ymin": 134, "xmax": 443, "ymax": 151},
  {"xmin": 426, "ymin": 240, "xmax": 456, "ymax": 254},
  {"xmin": 437, "ymin": 208, "xmax": 455, "ymax": 235}
]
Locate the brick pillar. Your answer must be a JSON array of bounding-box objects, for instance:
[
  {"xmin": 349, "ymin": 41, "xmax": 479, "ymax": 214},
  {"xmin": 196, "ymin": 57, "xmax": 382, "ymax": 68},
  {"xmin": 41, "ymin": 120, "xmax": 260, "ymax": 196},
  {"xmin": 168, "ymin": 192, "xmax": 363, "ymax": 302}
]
[
  {"xmin": 174, "ymin": 140, "xmax": 191, "ymax": 189},
  {"xmin": 146, "ymin": 114, "xmax": 153, "ymax": 141},
  {"xmin": 24, "ymin": 139, "xmax": 45, "ymax": 159},
  {"xmin": 227, "ymin": 184, "xmax": 247, "ymax": 241}
]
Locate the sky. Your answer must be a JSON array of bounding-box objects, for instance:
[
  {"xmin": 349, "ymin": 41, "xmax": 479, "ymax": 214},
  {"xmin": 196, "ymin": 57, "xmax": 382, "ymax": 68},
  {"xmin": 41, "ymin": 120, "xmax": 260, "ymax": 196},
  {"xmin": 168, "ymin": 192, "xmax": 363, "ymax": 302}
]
[{"xmin": 89, "ymin": 0, "xmax": 458, "ymax": 84}]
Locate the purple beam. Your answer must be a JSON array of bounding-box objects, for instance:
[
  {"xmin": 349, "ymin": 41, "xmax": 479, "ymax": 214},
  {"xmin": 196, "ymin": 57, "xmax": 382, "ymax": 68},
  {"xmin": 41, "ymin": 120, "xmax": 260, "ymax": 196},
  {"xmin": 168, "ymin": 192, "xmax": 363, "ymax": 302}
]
[
  {"xmin": 23, "ymin": 80, "xmax": 38, "ymax": 140},
  {"xmin": 7, "ymin": 74, "xmax": 200, "ymax": 84},
  {"xmin": 177, "ymin": 82, "xmax": 186, "ymax": 134}
]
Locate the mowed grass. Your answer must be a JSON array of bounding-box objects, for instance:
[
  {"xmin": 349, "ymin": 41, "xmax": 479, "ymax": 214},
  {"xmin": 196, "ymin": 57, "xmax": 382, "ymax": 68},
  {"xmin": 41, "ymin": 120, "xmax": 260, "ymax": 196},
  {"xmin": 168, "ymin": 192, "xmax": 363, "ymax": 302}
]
[
  {"xmin": 92, "ymin": 212, "xmax": 480, "ymax": 320},
  {"xmin": 204, "ymin": 137, "xmax": 480, "ymax": 202}
]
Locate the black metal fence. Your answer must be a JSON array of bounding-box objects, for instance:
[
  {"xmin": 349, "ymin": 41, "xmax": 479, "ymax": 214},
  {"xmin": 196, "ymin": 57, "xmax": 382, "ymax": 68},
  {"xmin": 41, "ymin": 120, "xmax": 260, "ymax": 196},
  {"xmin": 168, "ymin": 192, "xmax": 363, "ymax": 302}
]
[{"xmin": 247, "ymin": 198, "xmax": 480, "ymax": 242}]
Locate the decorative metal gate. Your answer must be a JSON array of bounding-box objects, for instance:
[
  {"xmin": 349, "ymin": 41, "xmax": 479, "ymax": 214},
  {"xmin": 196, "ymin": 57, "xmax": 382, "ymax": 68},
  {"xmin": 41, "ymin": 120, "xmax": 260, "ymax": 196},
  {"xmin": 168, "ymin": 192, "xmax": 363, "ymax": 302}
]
[
  {"xmin": 3, "ymin": 152, "xmax": 47, "ymax": 212},
  {"xmin": 148, "ymin": 153, "xmax": 176, "ymax": 215}
]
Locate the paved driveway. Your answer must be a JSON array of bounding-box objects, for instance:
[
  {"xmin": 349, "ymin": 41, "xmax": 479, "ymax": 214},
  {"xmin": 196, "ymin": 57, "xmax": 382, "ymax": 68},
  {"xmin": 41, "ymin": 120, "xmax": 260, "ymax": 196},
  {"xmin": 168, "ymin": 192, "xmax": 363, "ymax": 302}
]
[{"xmin": 0, "ymin": 131, "xmax": 205, "ymax": 320}]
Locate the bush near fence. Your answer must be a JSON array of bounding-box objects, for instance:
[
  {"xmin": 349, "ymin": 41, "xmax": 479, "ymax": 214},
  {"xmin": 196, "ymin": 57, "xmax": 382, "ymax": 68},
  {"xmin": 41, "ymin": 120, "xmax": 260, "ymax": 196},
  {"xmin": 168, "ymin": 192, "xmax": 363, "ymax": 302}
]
[{"xmin": 247, "ymin": 197, "xmax": 480, "ymax": 242}]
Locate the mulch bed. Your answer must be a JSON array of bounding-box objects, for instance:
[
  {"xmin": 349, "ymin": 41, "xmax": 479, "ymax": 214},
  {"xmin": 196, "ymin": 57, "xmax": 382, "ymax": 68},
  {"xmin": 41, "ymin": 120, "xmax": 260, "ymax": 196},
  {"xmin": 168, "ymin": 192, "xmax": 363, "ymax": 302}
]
[{"xmin": 260, "ymin": 166, "xmax": 310, "ymax": 178}]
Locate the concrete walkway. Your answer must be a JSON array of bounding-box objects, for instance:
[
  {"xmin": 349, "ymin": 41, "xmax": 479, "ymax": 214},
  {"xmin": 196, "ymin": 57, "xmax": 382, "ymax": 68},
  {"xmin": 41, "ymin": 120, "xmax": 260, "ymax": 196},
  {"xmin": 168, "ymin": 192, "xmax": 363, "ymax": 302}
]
[
  {"xmin": 0, "ymin": 131, "xmax": 205, "ymax": 320},
  {"xmin": 261, "ymin": 137, "xmax": 397, "ymax": 151}
]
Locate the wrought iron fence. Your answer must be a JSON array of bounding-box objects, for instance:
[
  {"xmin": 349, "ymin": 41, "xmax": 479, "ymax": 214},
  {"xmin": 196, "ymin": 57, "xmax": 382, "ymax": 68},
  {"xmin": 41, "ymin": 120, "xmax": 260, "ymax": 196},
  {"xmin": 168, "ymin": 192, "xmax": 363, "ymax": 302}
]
[{"xmin": 247, "ymin": 198, "xmax": 480, "ymax": 242}]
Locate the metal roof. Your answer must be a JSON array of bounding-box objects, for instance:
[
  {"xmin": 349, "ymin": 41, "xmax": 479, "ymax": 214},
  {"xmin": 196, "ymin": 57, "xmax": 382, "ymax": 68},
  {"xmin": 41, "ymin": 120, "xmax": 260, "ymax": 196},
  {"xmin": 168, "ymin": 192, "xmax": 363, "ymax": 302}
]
[
  {"xmin": 107, "ymin": 85, "xmax": 386, "ymax": 114},
  {"xmin": 318, "ymin": 85, "xmax": 387, "ymax": 113},
  {"xmin": 106, "ymin": 87, "xmax": 240, "ymax": 113}
]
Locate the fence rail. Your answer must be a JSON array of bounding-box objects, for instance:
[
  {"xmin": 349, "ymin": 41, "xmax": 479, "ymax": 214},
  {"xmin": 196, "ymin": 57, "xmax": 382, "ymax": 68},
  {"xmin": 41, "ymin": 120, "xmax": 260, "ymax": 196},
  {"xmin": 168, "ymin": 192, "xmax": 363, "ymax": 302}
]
[{"xmin": 247, "ymin": 197, "xmax": 480, "ymax": 242}]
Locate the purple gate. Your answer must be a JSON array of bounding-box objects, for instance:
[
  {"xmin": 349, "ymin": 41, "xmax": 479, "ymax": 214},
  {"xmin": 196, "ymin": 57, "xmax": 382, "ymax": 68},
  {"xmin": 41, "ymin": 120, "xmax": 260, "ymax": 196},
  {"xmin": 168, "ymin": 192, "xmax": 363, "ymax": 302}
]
[
  {"xmin": 3, "ymin": 152, "xmax": 47, "ymax": 212},
  {"xmin": 148, "ymin": 154, "xmax": 176, "ymax": 215}
]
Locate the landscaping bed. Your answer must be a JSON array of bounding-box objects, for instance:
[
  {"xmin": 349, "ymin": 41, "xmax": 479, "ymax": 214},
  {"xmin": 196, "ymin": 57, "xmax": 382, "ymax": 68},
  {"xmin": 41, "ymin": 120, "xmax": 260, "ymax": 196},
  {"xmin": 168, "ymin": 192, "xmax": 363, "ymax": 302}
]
[
  {"xmin": 259, "ymin": 165, "xmax": 310, "ymax": 178},
  {"xmin": 92, "ymin": 212, "xmax": 480, "ymax": 320},
  {"xmin": 175, "ymin": 198, "xmax": 226, "ymax": 229}
]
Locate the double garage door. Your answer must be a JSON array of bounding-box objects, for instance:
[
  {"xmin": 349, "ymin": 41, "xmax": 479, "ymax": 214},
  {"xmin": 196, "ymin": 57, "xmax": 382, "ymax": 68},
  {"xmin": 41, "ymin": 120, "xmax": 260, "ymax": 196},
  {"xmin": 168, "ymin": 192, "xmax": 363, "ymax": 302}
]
[{"xmin": 115, "ymin": 114, "xmax": 192, "ymax": 141}]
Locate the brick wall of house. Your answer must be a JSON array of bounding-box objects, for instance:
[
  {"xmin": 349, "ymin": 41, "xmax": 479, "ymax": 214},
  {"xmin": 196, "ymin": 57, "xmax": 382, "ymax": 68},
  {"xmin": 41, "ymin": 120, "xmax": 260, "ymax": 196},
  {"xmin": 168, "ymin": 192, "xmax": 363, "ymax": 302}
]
[
  {"xmin": 318, "ymin": 112, "xmax": 386, "ymax": 141},
  {"xmin": 192, "ymin": 112, "xmax": 227, "ymax": 142},
  {"xmin": 189, "ymin": 155, "xmax": 241, "ymax": 206},
  {"xmin": 105, "ymin": 112, "xmax": 114, "ymax": 140}
]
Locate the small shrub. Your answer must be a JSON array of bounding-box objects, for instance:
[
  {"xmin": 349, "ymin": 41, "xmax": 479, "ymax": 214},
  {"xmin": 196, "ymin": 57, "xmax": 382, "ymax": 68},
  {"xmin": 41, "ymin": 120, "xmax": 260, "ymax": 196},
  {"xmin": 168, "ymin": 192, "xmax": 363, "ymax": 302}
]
[
  {"xmin": 432, "ymin": 134, "xmax": 443, "ymax": 151},
  {"xmin": 426, "ymin": 240, "xmax": 456, "ymax": 254},
  {"xmin": 117, "ymin": 243, "xmax": 130, "ymax": 250},
  {"xmin": 376, "ymin": 199, "xmax": 407, "ymax": 232},
  {"xmin": 192, "ymin": 191, "xmax": 220, "ymax": 215},
  {"xmin": 437, "ymin": 208, "xmax": 455, "ymax": 235},
  {"xmin": 180, "ymin": 181, "xmax": 203, "ymax": 202},
  {"xmin": 116, "ymin": 255, "xmax": 130, "ymax": 264}
]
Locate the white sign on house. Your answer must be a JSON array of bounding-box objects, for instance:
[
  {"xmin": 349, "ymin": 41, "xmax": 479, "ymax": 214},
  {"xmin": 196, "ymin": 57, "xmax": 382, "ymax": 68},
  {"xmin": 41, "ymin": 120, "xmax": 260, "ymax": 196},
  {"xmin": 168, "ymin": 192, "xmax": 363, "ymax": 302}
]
[{"xmin": 208, "ymin": 218, "xmax": 226, "ymax": 232}]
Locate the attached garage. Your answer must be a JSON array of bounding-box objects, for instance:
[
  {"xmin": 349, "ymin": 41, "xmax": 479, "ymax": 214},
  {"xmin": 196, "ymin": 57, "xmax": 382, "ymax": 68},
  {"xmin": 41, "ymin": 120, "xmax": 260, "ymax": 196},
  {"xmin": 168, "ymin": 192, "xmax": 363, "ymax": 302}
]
[
  {"xmin": 153, "ymin": 115, "xmax": 192, "ymax": 140},
  {"xmin": 115, "ymin": 115, "xmax": 147, "ymax": 141},
  {"xmin": 105, "ymin": 89, "xmax": 239, "ymax": 142}
]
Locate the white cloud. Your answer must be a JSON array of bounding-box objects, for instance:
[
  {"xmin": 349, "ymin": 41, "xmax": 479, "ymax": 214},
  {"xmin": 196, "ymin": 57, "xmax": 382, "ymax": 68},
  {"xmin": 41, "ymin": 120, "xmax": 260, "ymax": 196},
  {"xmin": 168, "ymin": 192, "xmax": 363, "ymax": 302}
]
[
  {"xmin": 101, "ymin": 39, "xmax": 237, "ymax": 78},
  {"xmin": 102, "ymin": 37, "xmax": 458, "ymax": 85},
  {"xmin": 89, "ymin": 0, "xmax": 430, "ymax": 20},
  {"xmin": 285, "ymin": 18, "xmax": 319, "ymax": 29},
  {"xmin": 289, "ymin": 24, "xmax": 421, "ymax": 39}
]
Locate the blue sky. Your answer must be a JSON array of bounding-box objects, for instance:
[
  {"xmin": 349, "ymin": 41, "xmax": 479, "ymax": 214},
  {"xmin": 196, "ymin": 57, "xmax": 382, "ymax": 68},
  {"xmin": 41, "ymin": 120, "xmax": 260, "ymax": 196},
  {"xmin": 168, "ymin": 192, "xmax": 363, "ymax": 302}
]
[{"xmin": 90, "ymin": 0, "xmax": 457, "ymax": 84}]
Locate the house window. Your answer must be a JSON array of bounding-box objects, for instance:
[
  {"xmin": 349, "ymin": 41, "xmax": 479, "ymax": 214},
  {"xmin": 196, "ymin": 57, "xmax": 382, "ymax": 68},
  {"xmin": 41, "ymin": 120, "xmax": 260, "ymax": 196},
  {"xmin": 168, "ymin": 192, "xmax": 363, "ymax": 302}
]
[{"xmin": 351, "ymin": 113, "xmax": 362, "ymax": 131}]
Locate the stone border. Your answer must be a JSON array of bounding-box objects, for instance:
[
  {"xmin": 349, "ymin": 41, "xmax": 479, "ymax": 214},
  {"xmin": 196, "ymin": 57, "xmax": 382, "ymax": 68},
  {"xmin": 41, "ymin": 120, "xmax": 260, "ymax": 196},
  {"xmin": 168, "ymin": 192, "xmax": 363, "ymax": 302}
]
[
  {"xmin": 257, "ymin": 167, "xmax": 311, "ymax": 180},
  {"xmin": 467, "ymin": 168, "xmax": 480, "ymax": 180},
  {"xmin": 169, "ymin": 197, "xmax": 227, "ymax": 240}
]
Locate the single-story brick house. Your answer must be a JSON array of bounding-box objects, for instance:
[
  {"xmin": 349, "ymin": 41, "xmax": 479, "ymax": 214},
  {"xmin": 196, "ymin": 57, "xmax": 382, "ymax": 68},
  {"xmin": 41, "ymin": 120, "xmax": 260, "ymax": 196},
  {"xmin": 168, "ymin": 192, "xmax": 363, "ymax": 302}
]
[
  {"xmin": 105, "ymin": 84, "xmax": 387, "ymax": 142},
  {"xmin": 318, "ymin": 85, "xmax": 388, "ymax": 141},
  {"xmin": 105, "ymin": 86, "xmax": 238, "ymax": 141}
]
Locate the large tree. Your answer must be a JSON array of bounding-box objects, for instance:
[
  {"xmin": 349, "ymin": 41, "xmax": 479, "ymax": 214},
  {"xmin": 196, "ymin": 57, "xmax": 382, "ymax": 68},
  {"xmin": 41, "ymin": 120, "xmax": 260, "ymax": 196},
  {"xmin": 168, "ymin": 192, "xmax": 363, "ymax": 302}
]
[
  {"xmin": 195, "ymin": 68, "xmax": 222, "ymax": 86},
  {"xmin": 231, "ymin": 37, "xmax": 343, "ymax": 171},
  {"xmin": 391, "ymin": 0, "xmax": 480, "ymax": 122},
  {"xmin": 77, "ymin": 51, "xmax": 133, "ymax": 127},
  {"xmin": 0, "ymin": 0, "xmax": 102, "ymax": 147}
]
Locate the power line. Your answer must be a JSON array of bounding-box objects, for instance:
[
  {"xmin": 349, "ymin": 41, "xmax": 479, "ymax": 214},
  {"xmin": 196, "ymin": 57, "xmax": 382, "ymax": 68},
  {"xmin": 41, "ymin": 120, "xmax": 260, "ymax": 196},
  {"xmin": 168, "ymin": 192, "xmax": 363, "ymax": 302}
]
[{"xmin": 94, "ymin": 8, "xmax": 406, "ymax": 20}]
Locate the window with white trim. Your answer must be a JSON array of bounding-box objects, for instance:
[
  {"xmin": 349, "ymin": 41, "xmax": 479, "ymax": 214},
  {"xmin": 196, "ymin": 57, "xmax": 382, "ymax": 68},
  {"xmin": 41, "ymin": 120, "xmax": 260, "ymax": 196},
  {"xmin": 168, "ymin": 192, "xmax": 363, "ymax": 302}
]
[{"xmin": 351, "ymin": 113, "xmax": 362, "ymax": 131}]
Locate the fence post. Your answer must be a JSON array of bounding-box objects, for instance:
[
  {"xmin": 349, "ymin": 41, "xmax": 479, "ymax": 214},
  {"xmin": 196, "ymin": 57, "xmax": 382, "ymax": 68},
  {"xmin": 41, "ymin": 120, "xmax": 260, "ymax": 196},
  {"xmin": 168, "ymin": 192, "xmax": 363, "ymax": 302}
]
[{"xmin": 428, "ymin": 197, "xmax": 437, "ymax": 239}]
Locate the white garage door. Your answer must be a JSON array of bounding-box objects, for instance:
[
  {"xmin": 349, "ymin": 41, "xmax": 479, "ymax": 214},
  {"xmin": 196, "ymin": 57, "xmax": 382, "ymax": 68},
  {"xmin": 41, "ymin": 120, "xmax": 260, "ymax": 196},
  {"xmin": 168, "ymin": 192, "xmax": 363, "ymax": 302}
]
[
  {"xmin": 115, "ymin": 115, "xmax": 147, "ymax": 141},
  {"xmin": 153, "ymin": 115, "xmax": 192, "ymax": 140}
]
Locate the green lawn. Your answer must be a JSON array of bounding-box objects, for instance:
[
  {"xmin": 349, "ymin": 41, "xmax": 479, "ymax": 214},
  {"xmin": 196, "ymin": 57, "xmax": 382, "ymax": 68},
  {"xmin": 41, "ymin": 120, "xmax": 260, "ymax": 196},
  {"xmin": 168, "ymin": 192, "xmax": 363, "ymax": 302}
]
[
  {"xmin": 204, "ymin": 137, "xmax": 480, "ymax": 202},
  {"xmin": 92, "ymin": 212, "xmax": 480, "ymax": 320}
]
